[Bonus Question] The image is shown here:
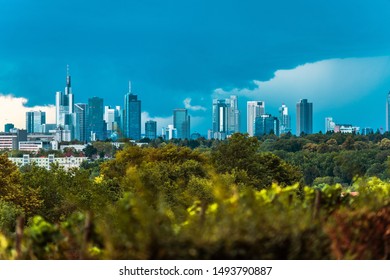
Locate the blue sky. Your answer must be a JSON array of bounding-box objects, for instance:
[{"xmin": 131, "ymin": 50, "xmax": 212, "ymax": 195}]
[{"xmin": 1, "ymin": 0, "xmax": 390, "ymax": 134}]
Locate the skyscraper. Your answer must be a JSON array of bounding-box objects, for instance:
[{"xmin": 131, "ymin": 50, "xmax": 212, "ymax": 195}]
[
  {"xmin": 173, "ymin": 108, "xmax": 190, "ymax": 139},
  {"xmin": 212, "ymin": 99, "xmax": 228, "ymax": 140},
  {"xmin": 278, "ymin": 104, "xmax": 291, "ymax": 135},
  {"xmin": 227, "ymin": 95, "xmax": 240, "ymax": 134},
  {"xmin": 87, "ymin": 97, "xmax": 105, "ymax": 141},
  {"xmin": 255, "ymin": 114, "xmax": 279, "ymax": 136},
  {"xmin": 104, "ymin": 106, "xmax": 121, "ymax": 138},
  {"xmin": 296, "ymin": 99, "xmax": 313, "ymax": 135},
  {"xmin": 56, "ymin": 66, "xmax": 74, "ymax": 126},
  {"xmin": 74, "ymin": 103, "xmax": 87, "ymax": 142},
  {"xmin": 325, "ymin": 117, "xmax": 335, "ymax": 133},
  {"xmin": 56, "ymin": 65, "xmax": 75, "ymax": 139},
  {"xmin": 145, "ymin": 120, "xmax": 157, "ymax": 140},
  {"xmin": 247, "ymin": 101, "xmax": 265, "ymax": 136},
  {"xmin": 386, "ymin": 91, "xmax": 390, "ymax": 131},
  {"xmin": 123, "ymin": 82, "xmax": 141, "ymax": 140},
  {"xmin": 26, "ymin": 111, "xmax": 46, "ymax": 133},
  {"xmin": 212, "ymin": 95, "xmax": 240, "ymax": 139}
]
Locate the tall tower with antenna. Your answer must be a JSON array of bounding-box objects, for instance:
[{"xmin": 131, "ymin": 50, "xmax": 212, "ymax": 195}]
[
  {"xmin": 56, "ymin": 65, "xmax": 76, "ymax": 140},
  {"xmin": 123, "ymin": 81, "xmax": 141, "ymax": 140}
]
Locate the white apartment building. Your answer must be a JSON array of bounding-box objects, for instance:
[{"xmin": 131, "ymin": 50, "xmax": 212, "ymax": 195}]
[
  {"xmin": 19, "ymin": 141, "xmax": 43, "ymax": 153},
  {"xmin": 9, "ymin": 154, "xmax": 87, "ymax": 170}
]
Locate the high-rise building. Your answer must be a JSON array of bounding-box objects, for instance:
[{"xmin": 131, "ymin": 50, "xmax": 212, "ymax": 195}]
[
  {"xmin": 325, "ymin": 117, "xmax": 336, "ymax": 133},
  {"xmin": 74, "ymin": 103, "xmax": 87, "ymax": 142},
  {"xmin": 104, "ymin": 106, "xmax": 121, "ymax": 138},
  {"xmin": 87, "ymin": 97, "xmax": 106, "ymax": 141},
  {"xmin": 123, "ymin": 82, "xmax": 141, "ymax": 140},
  {"xmin": 173, "ymin": 108, "xmax": 190, "ymax": 139},
  {"xmin": 26, "ymin": 111, "xmax": 46, "ymax": 133},
  {"xmin": 212, "ymin": 95, "xmax": 240, "ymax": 139},
  {"xmin": 247, "ymin": 101, "xmax": 265, "ymax": 136},
  {"xmin": 56, "ymin": 66, "xmax": 75, "ymax": 139},
  {"xmin": 115, "ymin": 106, "xmax": 122, "ymax": 136},
  {"xmin": 278, "ymin": 104, "xmax": 291, "ymax": 135},
  {"xmin": 212, "ymin": 99, "xmax": 228, "ymax": 140},
  {"xmin": 162, "ymin": 125, "xmax": 177, "ymax": 140},
  {"xmin": 56, "ymin": 66, "xmax": 74, "ymax": 126},
  {"xmin": 227, "ymin": 95, "xmax": 240, "ymax": 134},
  {"xmin": 296, "ymin": 99, "xmax": 313, "ymax": 135},
  {"xmin": 386, "ymin": 91, "xmax": 390, "ymax": 131},
  {"xmin": 4, "ymin": 123, "xmax": 14, "ymax": 133},
  {"xmin": 145, "ymin": 120, "xmax": 157, "ymax": 140},
  {"xmin": 254, "ymin": 114, "xmax": 279, "ymax": 136}
]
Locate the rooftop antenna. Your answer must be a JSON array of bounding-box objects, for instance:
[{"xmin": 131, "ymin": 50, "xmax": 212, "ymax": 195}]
[
  {"xmin": 66, "ymin": 64, "xmax": 71, "ymax": 88},
  {"xmin": 128, "ymin": 80, "xmax": 132, "ymax": 93}
]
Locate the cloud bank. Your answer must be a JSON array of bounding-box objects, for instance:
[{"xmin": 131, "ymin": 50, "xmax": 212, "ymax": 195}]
[
  {"xmin": 183, "ymin": 98, "xmax": 206, "ymax": 111},
  {"xmin": 214, "ymin": 56, "xmax": 390, "ymax": 112},
  {"xmin": 0, "ymin": 94, "xmax": 55, "ymax": 131}
]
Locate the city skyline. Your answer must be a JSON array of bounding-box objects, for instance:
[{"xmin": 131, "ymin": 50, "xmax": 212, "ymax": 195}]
[
  {"xmin": 3, "ymin": 68, "xmax": 390, "ymax": 139},
  {"xmin": 2, "ymin": 1, "xmax": 390, "ymax": 134}
]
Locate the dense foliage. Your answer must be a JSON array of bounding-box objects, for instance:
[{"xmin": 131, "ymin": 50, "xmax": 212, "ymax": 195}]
[{"xmin": 0, "ymin": 133, "xmax": 389, "ymax": 259}]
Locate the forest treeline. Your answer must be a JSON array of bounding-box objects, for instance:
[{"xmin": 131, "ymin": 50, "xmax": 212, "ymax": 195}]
[{"xmin": 0, "ymin": 133, "xmax": 389, "ymax": 259}]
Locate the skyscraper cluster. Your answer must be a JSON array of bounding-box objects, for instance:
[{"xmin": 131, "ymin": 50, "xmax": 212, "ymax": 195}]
[
  {"xmin": 212, "ymin": 96, "xmax": 240, "ymax": 140},
  {"xmin": 244, "ymin": 100, "xmax": 292, "ymax": 138},
  {"xmin": 23, "ymin": 67, "xmax": 195, "ymax": 143},
  {"xmin": 8, "ymin": 66, "xmax": 390, "ymax": 147},
  {"xmin": 211, "ymin": 96, "xmax": 312, "ymax": 138}
]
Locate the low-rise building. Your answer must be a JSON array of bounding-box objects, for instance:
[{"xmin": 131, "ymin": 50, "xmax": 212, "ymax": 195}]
[
  {"xmin": 9, "ymin": 154, "xmax": 87, "ymax": 170},
  {"xmin": 19, "ymin": 141, "xmax": 44, "ymax": 153},
  {"xmin": 0, "ymin": 130, "xmax": 27, "ymax": 150},
  {"xmin": 334, "ymin": 124, "xmax": 360, "ymax": 134}
]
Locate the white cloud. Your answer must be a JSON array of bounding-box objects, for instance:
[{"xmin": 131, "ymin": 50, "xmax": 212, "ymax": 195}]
[
  {"xmin": 0, "ymin": 94, "xmax": 55, "ymax": 131},
  {"xmin": 141, "ymin": 111, "xmax": 172, "ymax": 135},
  {"xmin": 183, "ymin": 98, "xmax": 206, "ymax": 111}
]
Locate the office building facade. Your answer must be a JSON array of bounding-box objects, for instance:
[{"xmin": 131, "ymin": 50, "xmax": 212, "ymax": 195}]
[
  {"xmin": 254, "ymin": 114, "xmax": 279, "ymax": 137},
  {"xmin": 74, "ymin": 103, "xmax": 87, "ymax": 142},
  {"xmin": 247, "ymin": 101, "xmax": 265, "ymax": 136},
  {"xmin": 227, "ymin": 95, "xmax": 240, "ymax": 135},
  {"xmin": 26, "ymin": 111, "xmax": 46, "ymax": 133},
  {"xmin": 212, "ymin": 95, "xmax": 240, "ymax": 139},
  {"xmin": 124, "ymin": 83, "xmax": 141, "ymax": 140},
  {"xmin": 87, "ymin": 97, "xmax": 106, "ymax": 141},
  {"xmin": 173, "ymin": 109, "xmax": 190, "ymax": 139},
  {"xmin": 278, "ymin": 104, "xmax": 291, "ymax": 135},
  {"xmin": 296, "ymin": 99, "xmax": 313, "ymax": 135},
  {"xmin": 104, "ymin": 106, "xmax": 121, "ymax": 139},
  {"xmin": 145, "ymin": 120, "xmax": 157, "ymax": 140}
]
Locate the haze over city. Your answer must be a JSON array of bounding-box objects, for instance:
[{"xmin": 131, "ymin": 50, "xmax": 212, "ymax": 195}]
[{"xmin": 2, "ymin": 0, "xmax": 390, "ymax": 134}]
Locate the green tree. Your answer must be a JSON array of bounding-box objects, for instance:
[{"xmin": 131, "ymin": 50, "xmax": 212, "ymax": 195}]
[{"xmin": 211, "ymin": 133, "xmax": 301, "ymax": 189}]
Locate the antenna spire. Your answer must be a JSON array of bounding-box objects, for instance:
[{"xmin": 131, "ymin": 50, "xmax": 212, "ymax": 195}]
[
  {"xmin": 66, "ymin": 64, "xmax": 71, "ymax": 88},
  {"xmin": 128, "ymin": 80, "xmax": 132, "ymax": 93},
  {"xmin": 65, "ymin": 65, "xmax": 71, "ymax": 94}
]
